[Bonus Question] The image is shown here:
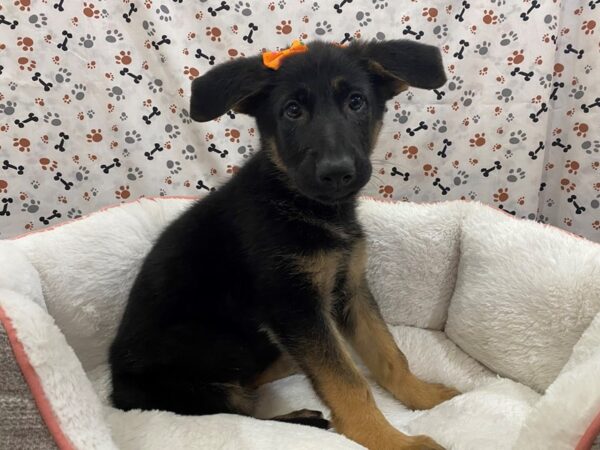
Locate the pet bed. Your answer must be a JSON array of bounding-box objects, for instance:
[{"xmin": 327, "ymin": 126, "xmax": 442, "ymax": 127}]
[{"xmin": 0, "ymin": 197, "xmax": 599, "ymax": 450}]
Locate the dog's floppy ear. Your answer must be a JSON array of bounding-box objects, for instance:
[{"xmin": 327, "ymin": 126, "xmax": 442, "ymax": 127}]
[
  {"xmin": 190, "ymin": 56, "xmax": 272, "ymax": 122},
  {"xmin": 354, "ymin": 40, "xmax": 446, "ymax": 99}
]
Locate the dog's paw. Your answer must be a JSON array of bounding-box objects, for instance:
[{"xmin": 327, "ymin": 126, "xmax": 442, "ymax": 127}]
[
  {"xmin": 406, "ymin": 434, "xmax": 446, "ymax": 450},
  {"xmin": 396, "ymin": 377, "xmax": 460, "ymax": 410}
]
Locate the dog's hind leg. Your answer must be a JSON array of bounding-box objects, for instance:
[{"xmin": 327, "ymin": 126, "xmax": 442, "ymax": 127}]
[{"xmin": 269, "ymin": 409, "xmax": 330, "ymax": 429}]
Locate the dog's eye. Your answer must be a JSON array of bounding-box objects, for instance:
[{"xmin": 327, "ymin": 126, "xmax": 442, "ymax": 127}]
[
  {"xmin": 284, "ymin": 101, "xmax": 302, "ymax": 119},
  {"xmin": 348, "ymin": 93, "xmax": 365, "ymax": 111}
]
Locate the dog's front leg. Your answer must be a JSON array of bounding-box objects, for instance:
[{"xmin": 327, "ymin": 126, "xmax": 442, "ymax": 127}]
[
  {"xmin": 339, "ymin": 274, "xmax": 459, "ymax": 411},
  {"xmin": 266, "ymin": 288, "xmax": 445, "ymax": 450}
]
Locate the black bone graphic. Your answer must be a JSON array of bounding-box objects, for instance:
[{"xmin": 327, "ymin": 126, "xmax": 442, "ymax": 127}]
[
  {"xmin": 528, "ymin": 141, "xmax": 545, "ymax": 160},
  {"xmin": 433, "ymin": 89, "xmax": 445, "ymax": 100},
  {"xmin": 549, "ymin": 81, "xmax": 564, "ymax": 101},
  {"xmin": 564, "ymin": 43, "xmax": 584, "ymax": 59},
  {"xmin": 53, "ymin": 0, "xmax": 65, "ymax": 11},
  {"xmin": 142, "ymin": 106, "xmax": 161, "ymax": 124},
  {"xmin": 32, "ymin": 72, "xmax": 53, "ymax": 91},
  {"xmin": 0, "ymin": 65, "xmax": 3, "ymax": 75},
  {"xmin": 195, "ymin": 48, "xmax": 216, "ymax": 65},
  {"xmin": 196, "ymin": 180, "xmax": 217, "ymax": 192},
  {"xmin": 152, "ymin": 34, "xmax": 171, "ymax": 50},
  {"xmin": 406, "ymin": 121, "xmax": 428, "ymax": 136},
  {"xmin": 208, "ymin": 1, "xmax": 230, "ymax": 16},
  {"xmin": 57, "ymin": 30, "xmax": 73, "ymax": 51},
  {"xmin": 453, "ymin": 39, "xmax": 469, "ymax": 59},
  {"xmin": 498, "ymin": 204, "xmax": 516, "ymax": 215},
  {"xmin": 567, "ymin": 195, "xmax": 586, "ymax": 214},
  {"xmin": 529, "ymin": 102, "xmax": 548, "ymax": 123},
  {"xmin": 243, "ymin": 22, "xmax": 258, "ymax": 43},
  {"xmin": 39, "ymin": 209, "xmax": 61, "ymax": 225},
  {"xmin": 510, "ymin": 67, "xmax": 534, "ymax": 81},
  {"xmin": 14, "ymin": 112, "xmax": 39, "ymax": 128},
  {"xmin": 53, "ymin": 171, "xmax": 73, "ymax": 190},
  {"xmin": 226, "ymin": 110, "xmax": 236, "ymax": 119},
  {"xmin": 334, "ymin": 0, "xmax": 353, "ymax": 13},
  {"xmin": 100, "ymin": 158, "xmax": 121, "ymax": 173},
  {"xmin": 581, "ymin": 97, "xmax": 600, "ymax": 113},
  {"xmin": 590, "ymin": 0, "xmax": 600, "ymax": 9},
  {"xmin": 123, "ymin": 3, "xmax": 138, "ymax": 23},
  {"xmin": 437, "ymin": 138, "xmax": 452, "ymax": 158},
  {"xmin": 54, "ymin": 131, "xmax": 69, "ymax": 152},
  {"xmin": 520, "ymin": 0, "xmax": 540, "ymax": 21},
  {"xmin": 551, "ymin": 138, "xmax": 571, "ymax": 153},
  {"xmin": 144, "ymin": 143, "xmax": 163, "ymax": 160},
  {"xmin": 207, "ymin": 143, "xmax": 229, "ymax": 158},
  {"xmin": 0, "ymin": 198, "xmax": 13, "ymax": 216},
  {"xmin": 402, "ymin": 25, "xmax": 424, "ymax": 40},
  {"xmin": 481, "ymin": 161, "xmax": 502, "ymax": 177},
  {"xmin": 390, "ymin": 167, "xmax": 410, "ymax": 181},
  {"xmin": 340, "ymin": 32, "xmax": 353, "ymax": 45},
  {"xmin": 0, "ymin": 14, "xmax": 18, "ymax": 29},
  {"xmin": 2, "ymin": 160, "xmax": 25, "ymax": 175},
  {"xmin": 433, "ymin": 178, "xmax": 450, "ymax": 195},
  {"xmin": 455, "ymin": 1, "xmax": 470, "ymax": 22},
  {"xmin": 539, "ymin": 182, "xmax": 546, "ymax": 192},
  {"xmin": 119, "ymin": 67, "xmax": 142, "ymax": 83}
]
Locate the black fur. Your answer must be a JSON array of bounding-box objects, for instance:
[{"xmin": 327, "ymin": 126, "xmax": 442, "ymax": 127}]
[{"xmin": 110, "ymin": 39, "xmax": 445, "ymax": 424}]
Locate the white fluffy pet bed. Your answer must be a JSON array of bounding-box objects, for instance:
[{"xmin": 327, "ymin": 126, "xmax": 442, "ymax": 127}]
[{"xmin": 1, "ymin": 197, "xmax": 599, "ymax": 450}]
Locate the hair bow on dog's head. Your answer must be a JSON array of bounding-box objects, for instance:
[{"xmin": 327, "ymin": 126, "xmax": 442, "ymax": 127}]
[{"xmin": 262, "ymin": 40, "xmax": 308, "ymax": 70}]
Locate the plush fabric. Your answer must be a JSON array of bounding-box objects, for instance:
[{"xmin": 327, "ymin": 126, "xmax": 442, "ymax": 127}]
[{"xmin": 1, "ymin": 197, "xmax": 599, "ymax": 450}]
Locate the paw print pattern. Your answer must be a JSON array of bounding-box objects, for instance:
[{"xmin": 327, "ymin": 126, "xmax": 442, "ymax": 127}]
[
  {"xmin": 446, "ymin": 76, "xmax": 463, "ymax": 92},
  {"xmin": 393, "ymin": 110, "xmax": 411, "ymax": 124},
  {"xmin": 315, "ymin": 21, "xmax": 332, "ymax": 35},
  {"xmin": 509, "ymin": 130, "xmax": 527, "ymax": 144},
  {"xmin": 105, "ymin": 29, "xmax": 124, "ymax": 43},
  {"xmin": 475, "ymin": 41, "xmax": 491, "ymax": 55},
  {"xmin": 54, "ymin": 68, "xmax": 72, "ymax": 84},
  {"xmin": 507, "ymin": 168, "xmax": 526, "ymax": 182},
  {"xmin": 431, "ymin": 119, "xmax": 447, "ymax": 133},
  {"xmin": 356, "ymin": 11, "xmax": 371, "ymax": 27},
  {"xmin": 496, "ymin": 88, "xmax": 514, "ymax": 103},
  {"xmin": 0, "ymin": 101, "xmax": 17, "ymax": 115},
  {"xmin": 156, "ymin": 5, "xmax": 172, "ymax": 22},
  {"xmin": 453, "ymin": 171, "xmax": 469, "ymax": 186},
  {"xmin": 127, "ymin": 167, "xmax": 144, "ymax": 180},
  {"xmin": 499, "ymin": 31, "xmax": 518, "ymax": 46},
  {"xmin": 234, "ymin": 2, "xmax": 252, "ymax": 16},
  {"xmin": 43, "ymin": 112, "xmax": 62, "ymax": 126},
  {"xmin": 21, "ymin": 199, "xmax": 41, "ymax": 213},
  {"xmin": 182, "ymin": 144, "xmax": 197, "ymax": 160},
  {"xmin": 79, "ymin": 34, "xmax": 96, "ymax": 49}
]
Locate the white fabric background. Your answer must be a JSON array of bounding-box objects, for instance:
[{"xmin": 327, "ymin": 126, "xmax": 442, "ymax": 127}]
[{"xmin": 0, "ymin": 0, "xmax": 599, "ymax": 240}]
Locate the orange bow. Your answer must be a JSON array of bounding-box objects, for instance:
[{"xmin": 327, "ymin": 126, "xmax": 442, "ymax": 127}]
[{"xmin": 262, "ymin": 40, "xmax": 308, "ymax": 70}]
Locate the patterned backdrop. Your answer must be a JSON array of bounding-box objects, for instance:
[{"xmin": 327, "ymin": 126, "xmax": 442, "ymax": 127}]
[{"xmin": 0, "ymin": 0, "xmax": 599, "ymax": 240}]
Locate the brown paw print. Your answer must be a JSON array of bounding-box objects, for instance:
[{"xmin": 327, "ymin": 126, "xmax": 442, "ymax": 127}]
[
  {"xmin": 164, "ymin": 176, "xmax": 173, "ymax": 185},
  {"xmin": 582, "ymin": 20, "xmax": 596, "ymax": 35},
  {"xmin": 560, "ymin": 178, "xmax": 576, "ymax": 192},
  {"xmin": 226, "ymin": 165, "xmax": 240, "ymax": 175},
  {"xmin": 482, "ymin": 9, "xmax": 498, "ymax": 24},
  {"xmin": 39, "ymin": 158, "xmax": 58, "ymax": 172},
  {"xmin": 13, "ymin": 137, "xmax": 31, "ymax": 152},
  {"xmin": 276, "ymin": 20, "xmax": 293, "ymax": 35},
  {"xmin": 564, "ymin": 217, "xmax": 573, "ymax": 227},
  {"xmin": 14, "ymin": 0, "xmax": 31, "ymax": 11},
  {"xmin": 592, "ymin": 220, "xmax": 600, "ymax": 231},
  {"xmin": 83, "ymin": 2, "xmax": 101, "ymax": 18},
  {"xmin": 507, "ymin": 50, "xmax": 524, "ymax": 65},
  {"xmin": 553, "ymin": 63, "xmax": 564, "ymax": 77},
  {"xmin": 17, "ymin": 36, "xmax": 34, "ymax": 52},
  {"xmin": 57, "ymin": 195, "xmax": 68, "ymax": 204},
  {"xmin": 493, "ymin": 188, "xmax": 509, "ymax": 202},
  {"xmin": 469, "ymin": 133, "xmax": 486, "ymax": 147},
  {"xmin": 573, "ymin": 122, "xmax": 588, "ymax": 137},
  {"xmin": 0, "ymin": 179, "xmax": 8, "ymax": 193},
  {"xmin": 225, "ymin": 128, "xmax": 240, "ymax": 143},
  {"xmin": 378, "ymin": 185, "xmax": 394, "ymax": 198},
  {"xmin": 115, "ymin": 185, "xmax": 131, "ymax": 200},
  {"xmin": 565, "ymin": 160, "xmax": 580, "ymax": 175},
  {"xmin": 422, "ymin": 7, "xmax": 438, "ymax": 22},
  {"xmin": 17, "ymin": 56, "xmax": 36, "ymax": 71},
  {"xmin": 402, "ymin": 145, "xmax": 418, "ymax": 159},
  {"xmin": 86, "ymin": 129, "xmax": 103, "ymax": 143},
  {"xmin": 423, "ymin": 164, "xmax": 438, "ymax": 177},
  {"xmin": 206, "ymin": 26, "xmax": 222, "ymax": 42},
  {"xmin": 183, "ymin": 66, "xmax": 200, "ymax": 80},
  {"xmin": 115, "ymin": 50, "xmax": 132, "ymax": 65}
]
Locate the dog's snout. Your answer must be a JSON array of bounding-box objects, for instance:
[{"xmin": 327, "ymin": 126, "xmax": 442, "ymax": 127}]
[{"xmin": 316, "ymin": 158, "xmax": 356, "ymax": 189}]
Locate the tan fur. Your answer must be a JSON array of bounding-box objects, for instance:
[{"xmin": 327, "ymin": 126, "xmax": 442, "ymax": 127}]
[
  {"xmin": 265, "ymin": 138, "xmax": 288, "ymax": 174},
  {"xmin": 250, "ymin": 352, "xmax": 300, "ymax": 388},
  {"xmin": 331, "ymin": 76, "xmax": 346, "ymax": 91},
  {"xmin": 293, "ymin": 250, "xmax": 343, "ymax": 302},
  {"xmin": 368, "ymin": 60, "xmax": 409, "ymax": 95}
]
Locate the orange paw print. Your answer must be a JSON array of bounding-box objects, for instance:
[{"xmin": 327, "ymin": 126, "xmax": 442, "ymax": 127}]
[
  {"xmin": 83, "ymin": 2, "xmax": 101, "ymax": 18},
  {"xmin": 206, "ymin": 26, "xmax": 222, "ymax": 42},
  {"xmin": 560, "ymin": 178, "xmax": 576, "ymax": 192},
  {"xmin": 276, "ymin": 20, "xmax": 293, "ymax": 35},
  {"xmin": 493, "ymin": 188, "xmax": 509, "ymax": 202},
  {"xmin": 115, "ymin": 50, "xmax": 132, "ymax": 65},
  {"xmin": 13, "ymin": 137, "xmax": 31, "ymax": 152},
  {"xmin": 507, "ymin": 50, "xmax": 524, "ymax": 65},
  {"xmin": 225, "ymin": 128, "xmax": 240, "ymax": 143},
  {"xmin": 378, "ymin": 185, "xmax": 394, "ymax": 198},
  {"xmin": 17, "ymin": 36, "xmax": 34, "ymax": 52},
  {"xmin": 402, "ymin": 145, "xmax": 418, "ymax": 159},
  {"xmin": 469, "ymin": 133, "xmax": 486, "ymax": 147},
  {"xmin": 482, "ymin": 9, "xmax": 498, "ymax": 24},
  {"xmin": 183, "ymin": 66, "xmax": 200, "ymax": 80},
  {"xmin": 17, "ymin": 56, "xmax": 36, "ymax": 71},
  {"xmin": 565, "ymin": 160, "xmax": 580, "ymax": 175},
  {"xmin": 39, "ymin": 158, "xmax": 58, "ymax": 172},
  {"xmin": 422, "ymin": 7, "xmax": 438, "ymax": 22},
  {"xmin": 86, "ymin": 129, "xmax": 103, "ymax": 143},
  {"xmin": 115, "ymin": 185, "xmax": 131, "ymax": 200},
  {"xmin": 582, "ymin": 20, "xmax": 596, "ymax": 35},
  {"xmin": 423, "ymin": 164, "xmax": 438, "ymax": 177},
  {"xmin": 573, "ymin": 122, "xmax": 588, "ymax": 137}
]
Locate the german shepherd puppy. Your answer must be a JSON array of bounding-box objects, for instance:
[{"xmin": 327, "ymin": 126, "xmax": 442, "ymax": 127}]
[{"xmin": 110, "ymin": 39, "xmax": 458, "ymax": 450}]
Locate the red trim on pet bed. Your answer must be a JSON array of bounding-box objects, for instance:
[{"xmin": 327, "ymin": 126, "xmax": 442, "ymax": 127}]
[
  {"xmin": 0, "ymin": 305, "xmax": 76, "ymax": 450},
  {"xmin": 577, "ymin": 410, "xmax": 600, "ymax": 450}
]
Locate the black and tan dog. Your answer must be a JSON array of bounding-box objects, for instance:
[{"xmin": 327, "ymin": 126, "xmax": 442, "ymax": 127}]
[{"xmin": 109, "ymin": 39, "xmax": 458, "ymax": 450}]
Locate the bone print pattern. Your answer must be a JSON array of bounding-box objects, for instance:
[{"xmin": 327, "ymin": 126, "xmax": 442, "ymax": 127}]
[{"xmin": 0, "ymin": 1, "xmax": 599, "ymax": 239}]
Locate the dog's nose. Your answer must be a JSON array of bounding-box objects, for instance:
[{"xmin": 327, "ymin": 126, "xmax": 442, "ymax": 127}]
[{"xmin": 316, "ymin": 158, "xmax": 356, "ymax": 189}]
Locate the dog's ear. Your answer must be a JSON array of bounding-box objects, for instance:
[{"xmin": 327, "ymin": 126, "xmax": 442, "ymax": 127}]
[
  {"xmin": 353, "ymin": 40, "xmax": 446, "ymax": 99},
  {"xmin": 190, "ymin": 56, "xmax": 272, "ymax": 122}
]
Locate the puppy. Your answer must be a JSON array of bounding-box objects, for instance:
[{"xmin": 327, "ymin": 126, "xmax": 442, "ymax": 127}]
[{"xmin": 109, "ymin": 39, "xmax": 458, "ymax": 450}]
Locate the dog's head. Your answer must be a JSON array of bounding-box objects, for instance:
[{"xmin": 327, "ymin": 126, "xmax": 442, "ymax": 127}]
[{"xmin": 190, "ymin": 40, "xmax": 446, "ymax": 204}]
